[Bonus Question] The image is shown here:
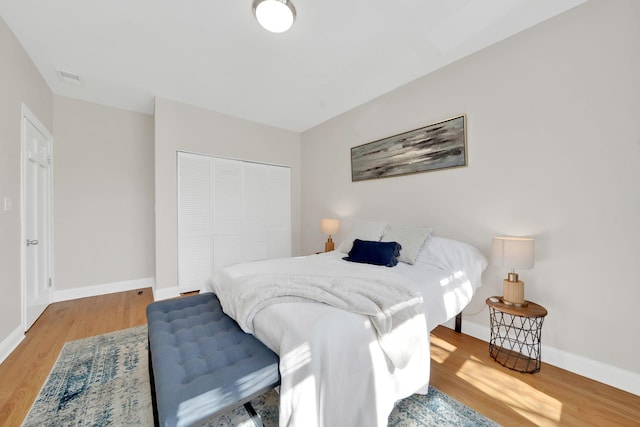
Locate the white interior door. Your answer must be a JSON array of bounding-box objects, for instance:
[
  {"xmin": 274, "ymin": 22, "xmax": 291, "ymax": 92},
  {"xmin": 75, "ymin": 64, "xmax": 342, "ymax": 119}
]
[{"xmin": 22, "ymin": 107, "xmax": 53, "ymax": 331}]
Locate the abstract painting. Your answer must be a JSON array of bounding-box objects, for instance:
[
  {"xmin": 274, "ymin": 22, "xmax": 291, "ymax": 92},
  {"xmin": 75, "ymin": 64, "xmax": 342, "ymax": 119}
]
[{"xmin": 351, "ymin": 115, "xmax": 467, "ymax": 182}]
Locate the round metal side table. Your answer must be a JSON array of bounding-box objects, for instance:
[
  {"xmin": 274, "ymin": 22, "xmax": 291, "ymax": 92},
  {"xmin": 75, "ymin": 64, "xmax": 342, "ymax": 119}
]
[{"xmin": 486, "ymin": 296, "xmax": 548, "ymax": 373}]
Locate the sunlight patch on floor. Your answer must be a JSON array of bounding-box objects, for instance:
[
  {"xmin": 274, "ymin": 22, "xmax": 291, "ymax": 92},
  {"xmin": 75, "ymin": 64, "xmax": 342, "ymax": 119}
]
[
  {"xmin": 457, "ymin": 356, "xmax": 563, "ymax": 426},
  {"xmin": 430, "ymin": 335, "xmax": 458, "ymax": 364}
]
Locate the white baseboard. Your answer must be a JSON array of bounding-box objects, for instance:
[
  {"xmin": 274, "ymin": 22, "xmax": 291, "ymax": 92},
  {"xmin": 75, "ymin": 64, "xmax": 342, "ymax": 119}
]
[
  {"xmin": 450, "ymin": 318, "xmax": 640, "ymax": 397},
  {"xmin": 53, "ymin": 277, "xmax": 155, "ymax": 302},
  {"xmin": 0, "ymin": 325, "xmax": 25, "ymax": 365},
  {"xmin": 152, "ymin": 285, "xmax": 181, "ymax": 301}
]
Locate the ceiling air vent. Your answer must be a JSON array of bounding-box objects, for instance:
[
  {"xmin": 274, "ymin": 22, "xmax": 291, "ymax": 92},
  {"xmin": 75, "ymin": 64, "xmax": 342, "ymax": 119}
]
[{"xmin": 56, "ymin": 69, "xmax": 82, "ymax": 86}]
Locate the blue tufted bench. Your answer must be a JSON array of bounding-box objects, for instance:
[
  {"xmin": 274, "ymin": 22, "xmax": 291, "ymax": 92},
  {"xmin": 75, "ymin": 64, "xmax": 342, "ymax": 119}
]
[{"xmin": 146, "ymin": 293, "xmax": 280, "ymax": 427}]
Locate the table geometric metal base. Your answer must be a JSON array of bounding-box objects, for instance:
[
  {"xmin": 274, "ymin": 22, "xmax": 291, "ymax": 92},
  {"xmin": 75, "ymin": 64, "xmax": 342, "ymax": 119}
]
[{"xmin": 487, "ymin": 299, "xmax": 546, "ymax": 373}]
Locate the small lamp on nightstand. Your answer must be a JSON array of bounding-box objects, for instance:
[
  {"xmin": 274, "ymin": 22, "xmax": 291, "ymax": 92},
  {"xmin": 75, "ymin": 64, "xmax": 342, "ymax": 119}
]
[
  {"xmin": 492, "ymin": 236, "xmax": 535, "ymax": 307},
  {"xmin": 321, "ymin": 219, "xmax": 340, "ymax": 252}
]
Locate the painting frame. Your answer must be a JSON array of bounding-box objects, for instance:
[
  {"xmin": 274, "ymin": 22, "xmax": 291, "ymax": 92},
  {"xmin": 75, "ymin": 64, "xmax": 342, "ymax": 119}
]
[{"xmin": 350, "ymin": 115, "xmax": 467, "ymax": 182}]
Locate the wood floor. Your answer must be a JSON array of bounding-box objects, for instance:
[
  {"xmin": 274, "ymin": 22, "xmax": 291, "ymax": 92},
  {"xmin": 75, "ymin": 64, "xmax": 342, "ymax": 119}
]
[
  {"xmin": 429, "ymin": 327, "xmax": 640, "ymax": 426},
  {"xmin": 0, "ymin": 288, "xmax": 153, "ymax": 427},
  {"xmin": 1, "ymin": 289, "xmax": 638, "ymax": 427}
]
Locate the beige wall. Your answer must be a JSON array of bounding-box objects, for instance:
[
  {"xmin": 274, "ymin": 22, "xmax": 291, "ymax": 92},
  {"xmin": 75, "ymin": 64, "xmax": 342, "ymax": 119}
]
[
  {"xmin": 301, "ymin": 0, "xmax": 640, "ymax": 379},
  {"xmin": 0, "ymin": 18, "xmax": 53, "ymax": 344},
  {"xmin": 154, "ymin": 97, "xmax": 301, "ymax": 294},
  {"xmin": 52, "ymin": 96, "xmax": 155, "ymax": 290}
]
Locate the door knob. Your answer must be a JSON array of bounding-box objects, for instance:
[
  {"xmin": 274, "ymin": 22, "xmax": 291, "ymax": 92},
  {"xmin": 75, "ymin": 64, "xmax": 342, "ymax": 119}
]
[{"xmin": 26, "ymin": 239, "xmax": 39, "ymax": 246}]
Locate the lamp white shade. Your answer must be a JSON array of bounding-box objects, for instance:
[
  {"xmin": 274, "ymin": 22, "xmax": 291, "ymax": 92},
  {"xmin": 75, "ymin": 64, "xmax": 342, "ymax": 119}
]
[
  {"xmin": 492, "ymin": 237, "xmax": 535, "ymax": 270},
  {"xmin": 253, "ymin": 0, "xmax": 296, "ymax": 33},
  {"xmin": 321, "ymin": 219, "xmax": 340, "ymax": 235}
]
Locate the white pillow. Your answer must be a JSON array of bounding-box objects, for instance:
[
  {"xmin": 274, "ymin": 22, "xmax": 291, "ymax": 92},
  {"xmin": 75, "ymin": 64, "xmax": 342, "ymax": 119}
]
[
  {"xmin": 381, "ymin": 224, "xmax": 432, "ymax": 264},
  {"xmin": 337, "ymin": 220, "xmax": 389, "ymax": 253},
  {"xmin": 416, "ymin": 236, "xmax": 488, "ymax": 290}
]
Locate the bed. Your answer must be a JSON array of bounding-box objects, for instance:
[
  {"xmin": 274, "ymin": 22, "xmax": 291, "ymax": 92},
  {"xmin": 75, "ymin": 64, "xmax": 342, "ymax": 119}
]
[{"xmin": 203, "ymin": 222, "xmax": 487, "ymax": 426}]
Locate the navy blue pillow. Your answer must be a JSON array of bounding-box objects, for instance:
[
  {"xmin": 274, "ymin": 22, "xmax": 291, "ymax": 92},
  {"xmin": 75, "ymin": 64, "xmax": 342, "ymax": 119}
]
[{"xmin": 343, "ymin": 239, "xmax": 402, "ymax": 267}]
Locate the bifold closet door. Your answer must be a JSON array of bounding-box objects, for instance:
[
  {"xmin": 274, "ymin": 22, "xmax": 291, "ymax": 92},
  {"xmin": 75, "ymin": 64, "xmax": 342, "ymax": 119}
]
[
  {"xmin": 212, "ymin": 157, "xmax": 244, "ymax": 271},
  {"xmin": 267, "ymin": 165, "xmax": 291, "ymax": 258},
  {"xmin": 243, "ymin": 162, "xmax": 270, "ymax": 262},
  {"xmin": 177, "ymin": 152, "xmax": 291, "ymax": 292},
  {"xmin": 243, "ymin": 163, "xmax": 292, "ymax": 261},
  {"xmin": 177, "ymin": 153, "xmax": 213, "ymax": 293}
]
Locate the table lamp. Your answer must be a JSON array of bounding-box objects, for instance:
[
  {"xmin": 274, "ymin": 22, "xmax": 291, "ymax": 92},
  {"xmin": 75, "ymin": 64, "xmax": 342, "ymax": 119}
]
[
  {"xmin": 492, "ymin": 236, "xmax": 535, "ymax": 306},
  {"xmin": 321, "ymin": 219, "xmax": 340, "ymax": 252}
]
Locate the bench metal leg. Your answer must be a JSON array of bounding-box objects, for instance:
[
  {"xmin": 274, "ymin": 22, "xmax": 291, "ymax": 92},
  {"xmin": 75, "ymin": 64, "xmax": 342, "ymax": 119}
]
[
  {"xmin": 148, "ymin": 341, "xmax": 160, "ymax": 427},
  {"xmin": 244, "ymin": 402, "xmax": 265, "ymax": 427}
]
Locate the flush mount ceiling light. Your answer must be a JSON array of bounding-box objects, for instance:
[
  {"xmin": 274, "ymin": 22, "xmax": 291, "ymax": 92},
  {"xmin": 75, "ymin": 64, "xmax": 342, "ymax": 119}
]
[{"xmin": 252, "ymin": 0, "xmax": 296, "ymax": 33}]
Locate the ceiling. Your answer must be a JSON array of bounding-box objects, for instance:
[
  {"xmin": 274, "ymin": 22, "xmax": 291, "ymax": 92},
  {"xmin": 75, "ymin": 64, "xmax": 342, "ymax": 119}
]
[{"xmin": 1, "ymin": 0, "xmax": 588, "ymax": 132}]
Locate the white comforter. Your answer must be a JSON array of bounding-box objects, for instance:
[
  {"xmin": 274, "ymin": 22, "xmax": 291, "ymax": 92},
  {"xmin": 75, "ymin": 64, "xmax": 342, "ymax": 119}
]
[
  {"xmin": 205, "ymin": 244, "xmax": 486, "ymax": 427},
  {"xmin": 214, "ymin": 269, "xmax": 424, "ymax": 368}
]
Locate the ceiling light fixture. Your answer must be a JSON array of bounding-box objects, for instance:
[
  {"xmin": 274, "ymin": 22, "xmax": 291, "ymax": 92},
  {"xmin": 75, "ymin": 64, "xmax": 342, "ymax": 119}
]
[{"xmin": 252, "ymin": 0, "xmax": 296, "ymax": 33}]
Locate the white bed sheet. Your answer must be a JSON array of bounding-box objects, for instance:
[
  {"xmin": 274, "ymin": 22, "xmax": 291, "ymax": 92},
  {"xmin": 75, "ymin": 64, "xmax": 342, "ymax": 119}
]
[{"xmin": 205, "ymin": 240, "xmax": 486, "ymax": 427}]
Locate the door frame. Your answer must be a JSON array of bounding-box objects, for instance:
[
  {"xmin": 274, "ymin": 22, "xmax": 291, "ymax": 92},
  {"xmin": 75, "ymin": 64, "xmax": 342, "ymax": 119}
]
[{"xmin": 20, "ymin": 103, "xmax": 54, "ymax": 331}]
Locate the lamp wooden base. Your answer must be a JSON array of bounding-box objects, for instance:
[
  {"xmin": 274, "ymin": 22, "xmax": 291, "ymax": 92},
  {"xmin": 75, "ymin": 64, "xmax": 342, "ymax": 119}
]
[
  {"xmin": 324, "ymin": 238, "xmax": 334, "ymax": 252},
  {"xmin": 503, "ymin": 279, "xmax": 527, "ymax": 307}
]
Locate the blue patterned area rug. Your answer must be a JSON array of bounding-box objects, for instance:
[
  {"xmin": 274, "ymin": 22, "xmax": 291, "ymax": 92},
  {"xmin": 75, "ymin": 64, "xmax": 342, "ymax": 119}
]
[{"xmin": 22, "ymin": 326, "xmax": 499, "ymax": 427}]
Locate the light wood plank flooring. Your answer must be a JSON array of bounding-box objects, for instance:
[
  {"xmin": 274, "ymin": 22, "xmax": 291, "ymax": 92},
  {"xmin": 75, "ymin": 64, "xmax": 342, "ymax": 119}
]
[
  {"xmin": 0, "ymin": 288, "xmax": 153, "ymax": 427},
  {"xmin": 1, "ymin": 289, "xmax": 638, "ymax": 426},
  {"xmin": 429, "ymin": 326, "xmax": 640, "ymax": 426}
]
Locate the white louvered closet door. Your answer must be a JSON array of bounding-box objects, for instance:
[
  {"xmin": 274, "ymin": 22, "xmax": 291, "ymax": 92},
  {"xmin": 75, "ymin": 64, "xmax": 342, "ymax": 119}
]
[
  {"xmin": 268, "ymin": 166, "xmax": 291, "ymax": 258},
  {"xmin": 177, "ymin": 152, "xmax": 291, "ymax": 292},
  {"xmin": 212, "ymin": 157, "xmax": 243, "ymax": 271},
  {"xmin": 177, "ymin": 153, "xmax": 212, "ymax": 293},
  {"xmin": 243, "ymin": 163, "xmax": 270, "ymax": 262}
]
